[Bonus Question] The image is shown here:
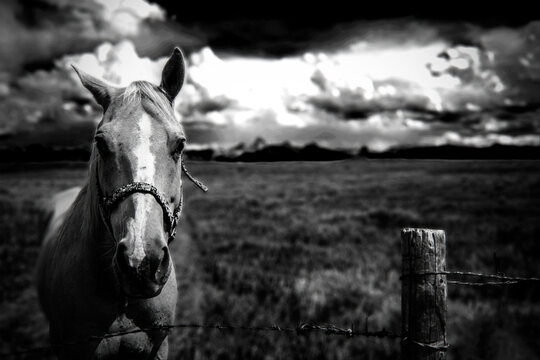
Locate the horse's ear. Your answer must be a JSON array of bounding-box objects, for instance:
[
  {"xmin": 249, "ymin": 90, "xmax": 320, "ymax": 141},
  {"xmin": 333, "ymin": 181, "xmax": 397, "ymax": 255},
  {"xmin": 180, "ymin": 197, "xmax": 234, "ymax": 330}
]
[
  {"xmin": 160, "ymin": 47, "xmax": 186, "ymax": 101},
  {"xmin": 72, "ymin": 65, "xmax": 113, "ymax": 111}
]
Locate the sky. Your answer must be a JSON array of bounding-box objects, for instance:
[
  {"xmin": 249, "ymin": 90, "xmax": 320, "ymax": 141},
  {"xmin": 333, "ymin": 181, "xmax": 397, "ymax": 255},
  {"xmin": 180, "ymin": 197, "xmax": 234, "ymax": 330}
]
[{"xmin": 0, "ymin": 0, "xmax": 539, "ymax": 151}]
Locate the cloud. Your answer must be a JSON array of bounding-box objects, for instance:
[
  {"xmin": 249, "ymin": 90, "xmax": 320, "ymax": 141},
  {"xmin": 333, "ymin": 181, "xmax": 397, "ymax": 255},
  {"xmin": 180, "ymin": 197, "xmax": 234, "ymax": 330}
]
[
  {"xmin": 180, "ymin": 23, "xmax": 540, "ymax": 148},
  {"xmin": 93, "ymin": 0, "xmax": 165, "ymax": 36},
  {"xmin": 52, "ymin": 27, "xmax": 540, "ymax": 149},
  {"xmin": 183, "ymin": 110, "xmax": 431, "ymax": 151},
  {"xmin": 60, "ymin": 41, "xmax": 167, "ymax": 86},
  {"xmin": 2, "ymin": 15, "xmax": 539, "ymax": 151},
  {"xmin": 427, "ymin": 131, "xmax": 540, "ymax": 147},
  {"xmin": 179, "ymin": 42, "xmax": 460, "ymax": 127},
  {"xmin": 0, "ymin": 0, "xmax": 203, "ymax": 79}
]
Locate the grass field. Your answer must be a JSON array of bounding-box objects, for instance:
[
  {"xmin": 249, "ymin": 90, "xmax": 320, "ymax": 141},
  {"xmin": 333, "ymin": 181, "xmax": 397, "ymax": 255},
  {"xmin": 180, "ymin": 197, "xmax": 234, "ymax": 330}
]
[{"xmin": 1, "ymin": 159, "xmax": 540, "ymax": 360}]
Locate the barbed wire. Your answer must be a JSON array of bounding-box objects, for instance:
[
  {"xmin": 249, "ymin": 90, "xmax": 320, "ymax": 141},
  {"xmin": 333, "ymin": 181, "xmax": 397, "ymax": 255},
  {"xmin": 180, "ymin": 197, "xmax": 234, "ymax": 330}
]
[
  {"xmin": 217, "ymin": 263, "xmax": 540, "ymax": 287},
  {"xmin": 215, "ymin": 263, "xmax": 539, "ymax": 289},
  {"xmin": 412, "ymin": 271, "xmax": 540, "ymax": 282},
  {"xmin": 0, "ymin": 322, "xmax": 401, "ymax": 359},
  {"xmin": 402, "ymin": 270, "xmax": 540, "ymax": 287},
  {"xmin": 447, "ymin": 280, "xmax": 519, "ymax": 286},
  {"xmin": 402, "ymin": 337, "xmax": 449, "ymax": 351}
]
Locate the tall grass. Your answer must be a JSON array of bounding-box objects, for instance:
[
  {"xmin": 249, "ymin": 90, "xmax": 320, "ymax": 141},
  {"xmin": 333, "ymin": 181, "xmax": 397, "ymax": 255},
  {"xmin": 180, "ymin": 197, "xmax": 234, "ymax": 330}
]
[{"xmin": 0, "ymin": 160, "xmax": 539, "ymax": 359}]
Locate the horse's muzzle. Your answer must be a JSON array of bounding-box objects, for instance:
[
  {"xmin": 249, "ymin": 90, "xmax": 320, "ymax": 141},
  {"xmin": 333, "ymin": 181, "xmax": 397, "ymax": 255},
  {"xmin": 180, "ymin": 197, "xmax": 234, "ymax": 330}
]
[{"xmin": 114, "ymin": 243, "xmax": 172, "ymax": 298}]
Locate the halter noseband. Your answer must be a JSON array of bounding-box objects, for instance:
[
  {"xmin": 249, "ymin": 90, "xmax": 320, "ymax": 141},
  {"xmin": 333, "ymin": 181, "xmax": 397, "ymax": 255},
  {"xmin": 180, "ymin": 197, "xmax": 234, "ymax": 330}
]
[{"xmin": 97, "ymin": 161, "xmax": 208, "ymax": 244}]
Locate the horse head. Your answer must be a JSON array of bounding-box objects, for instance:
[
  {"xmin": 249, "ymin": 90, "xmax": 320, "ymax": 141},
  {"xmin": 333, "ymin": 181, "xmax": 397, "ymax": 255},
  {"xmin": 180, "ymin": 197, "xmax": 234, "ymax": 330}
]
[{"xmin": 74, "ymin": 48, "xmax": 196, "ymax": 298}]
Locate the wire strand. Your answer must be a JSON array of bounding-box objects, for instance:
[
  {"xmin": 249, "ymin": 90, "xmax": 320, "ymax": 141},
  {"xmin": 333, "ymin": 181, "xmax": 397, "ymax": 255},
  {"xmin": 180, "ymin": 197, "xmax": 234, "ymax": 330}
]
[
  {"xmin": 0, "ymin": 322, "xmax": 402, "ymax": 358},
  {"xmin": 401, "ymin": 270, "xmax": 540, "ymax": 286}
]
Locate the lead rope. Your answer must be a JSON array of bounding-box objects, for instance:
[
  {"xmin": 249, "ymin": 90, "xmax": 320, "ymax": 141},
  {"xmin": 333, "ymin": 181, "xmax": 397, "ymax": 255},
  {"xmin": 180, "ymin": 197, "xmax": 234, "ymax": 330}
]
[
  {"xmin": 181, "ymin": 162, "xmax": 208, "ymax": 192},
  {"xmin": 168, "ymin": 159, "xmax": 207, "ymax": 242}
]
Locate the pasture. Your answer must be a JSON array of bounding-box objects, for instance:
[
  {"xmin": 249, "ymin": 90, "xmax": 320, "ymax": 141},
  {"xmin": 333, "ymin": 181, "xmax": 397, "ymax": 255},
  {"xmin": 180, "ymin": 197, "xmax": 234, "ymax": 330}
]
[{"xmin": 1, "ymin": 159, "xmax": 539, "ymax": 359}]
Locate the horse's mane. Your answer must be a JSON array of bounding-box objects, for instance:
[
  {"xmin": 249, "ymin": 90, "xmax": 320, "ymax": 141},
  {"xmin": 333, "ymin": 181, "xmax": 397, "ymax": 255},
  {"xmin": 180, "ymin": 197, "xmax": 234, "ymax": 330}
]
[
  {"xmin": 84, "ymin": 150, "xmax": 103, "ymax": 237},
  {"xmin": 54, "ymin": 150, "xmax": 102, "ymax": 243}
]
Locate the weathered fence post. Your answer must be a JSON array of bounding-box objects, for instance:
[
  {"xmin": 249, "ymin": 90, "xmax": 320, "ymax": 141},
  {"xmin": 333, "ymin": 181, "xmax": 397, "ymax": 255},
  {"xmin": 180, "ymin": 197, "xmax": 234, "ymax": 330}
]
[{"xmin": 401, "ymin": 228, "xmax": 448, "ymax": 360}]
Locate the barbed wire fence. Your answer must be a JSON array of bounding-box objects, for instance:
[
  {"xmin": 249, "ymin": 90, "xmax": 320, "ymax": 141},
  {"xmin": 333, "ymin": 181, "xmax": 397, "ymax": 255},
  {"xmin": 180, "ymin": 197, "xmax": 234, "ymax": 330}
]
[
  {"xmin": 0, "ymin": 323, "xmax": 401, "ymax": 359},
  {"xmin": 1, "ymin": 228, "xmax": 539, "ymax": 359}
]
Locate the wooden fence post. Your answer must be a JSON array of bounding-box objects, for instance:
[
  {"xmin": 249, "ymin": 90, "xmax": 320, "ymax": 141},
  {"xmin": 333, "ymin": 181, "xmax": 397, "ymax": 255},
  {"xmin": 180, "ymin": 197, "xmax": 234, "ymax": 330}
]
[{"xmin": 401, "ymin": 228, "xmax": 448, "ymax": 360}]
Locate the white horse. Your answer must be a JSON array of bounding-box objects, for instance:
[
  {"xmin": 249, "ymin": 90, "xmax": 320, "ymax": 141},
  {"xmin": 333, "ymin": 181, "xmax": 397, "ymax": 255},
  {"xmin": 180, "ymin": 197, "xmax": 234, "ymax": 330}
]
[{"xmin": 36, "ymin": 48, "xmax": 206, "ymax": 359}]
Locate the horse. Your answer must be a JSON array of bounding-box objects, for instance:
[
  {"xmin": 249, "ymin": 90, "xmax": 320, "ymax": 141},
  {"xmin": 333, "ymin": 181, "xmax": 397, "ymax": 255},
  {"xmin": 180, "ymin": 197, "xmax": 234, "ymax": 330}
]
[{"xmin": 36, "ymin": 48, "xmax": 207, "ymax": 359}]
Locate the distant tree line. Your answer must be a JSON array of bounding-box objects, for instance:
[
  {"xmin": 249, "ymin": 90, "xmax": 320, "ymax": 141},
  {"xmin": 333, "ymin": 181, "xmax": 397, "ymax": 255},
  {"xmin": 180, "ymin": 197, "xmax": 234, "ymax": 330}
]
[{"xmin": 0, "ymin": 143, "xmax": 538, "ymax": 163}]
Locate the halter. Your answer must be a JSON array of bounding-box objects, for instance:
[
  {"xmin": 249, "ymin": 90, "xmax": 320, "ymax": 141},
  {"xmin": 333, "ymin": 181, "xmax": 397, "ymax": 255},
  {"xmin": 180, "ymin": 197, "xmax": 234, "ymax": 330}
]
[{"xmin": 97, "ymin": 160, "xmax": 208, "ymax": 244}]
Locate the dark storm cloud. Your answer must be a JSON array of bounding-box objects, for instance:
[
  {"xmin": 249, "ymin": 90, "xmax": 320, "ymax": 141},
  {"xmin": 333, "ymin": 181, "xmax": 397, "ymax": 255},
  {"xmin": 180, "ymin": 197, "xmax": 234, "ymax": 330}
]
[
  {"xmin": 307, "ymin": 92, "xmax": 433, "ymax": 120},
  {"xmin": 0, "ymin": 0, "xmax": 203, "ymax": 78},
  {"xmin": 0, "ymin": 0, "xmax": 106, "ymax": 77},
  {"xmin": 128, "ymin": 20, "xmax": 204, "ymax": 58},
  {"xmin": 152, "ymin": 0, "xmax": 540, "ymax": 56},
  {"xmin": 485, "ymin": 105, "xmax": 540, "ymax": 136},
  {"xmin": 179, "ymin": 96, "xmax": 235, "ymax": 115}
]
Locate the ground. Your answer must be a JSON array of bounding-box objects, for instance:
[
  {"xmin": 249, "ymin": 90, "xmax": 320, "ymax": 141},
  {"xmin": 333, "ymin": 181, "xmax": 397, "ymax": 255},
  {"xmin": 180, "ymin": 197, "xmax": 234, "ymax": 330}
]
[{"xmin": 1, "ymin": 159, "xmax": 539, "ymax": 360}]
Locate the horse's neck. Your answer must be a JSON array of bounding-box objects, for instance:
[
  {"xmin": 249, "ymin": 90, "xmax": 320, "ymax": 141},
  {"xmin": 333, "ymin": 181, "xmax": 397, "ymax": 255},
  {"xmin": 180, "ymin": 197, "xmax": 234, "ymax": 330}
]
[{"xmin": 60, "ymin": 165, "xmax": 116, "ymax": 286}]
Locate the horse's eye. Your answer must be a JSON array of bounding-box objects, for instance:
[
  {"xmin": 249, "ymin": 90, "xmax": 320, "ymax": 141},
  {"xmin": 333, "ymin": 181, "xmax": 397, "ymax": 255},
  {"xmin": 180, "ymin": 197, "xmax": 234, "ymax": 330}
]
[
  {"xmin": 95, "ymin": 134, "xmax": 112, "ymax": 156},
  {"xmin": 172, "ymin": 138, "xmax": 186, "ymax": 160}
]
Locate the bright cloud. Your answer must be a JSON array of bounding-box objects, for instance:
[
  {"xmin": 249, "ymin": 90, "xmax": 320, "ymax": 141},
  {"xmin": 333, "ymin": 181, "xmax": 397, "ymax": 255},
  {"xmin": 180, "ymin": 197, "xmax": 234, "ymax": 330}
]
[
  {"xmin": 428, "ymin": 132, "xmax": 540, "ymax": 147},
  {"xmin": 95, "ymin": 0, "xmax": 165, "ymax": 36},
  {"xmin": 60, "ymin": 41, "xmax": 166, "ymax": 86},
  {"xmin": 181, "ymin": 41, "xmax": 478, "ymax": 129},
  {"xmin": 94, "ymin": 0, "xmax": 166, "ymax": 38}
]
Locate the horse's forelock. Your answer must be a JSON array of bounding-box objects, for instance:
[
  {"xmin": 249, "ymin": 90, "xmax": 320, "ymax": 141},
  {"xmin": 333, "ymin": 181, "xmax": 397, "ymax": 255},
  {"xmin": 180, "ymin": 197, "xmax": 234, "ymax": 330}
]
[{"xmin": 121, "ymin": 81, "xmax": 174, "ymax": 120}]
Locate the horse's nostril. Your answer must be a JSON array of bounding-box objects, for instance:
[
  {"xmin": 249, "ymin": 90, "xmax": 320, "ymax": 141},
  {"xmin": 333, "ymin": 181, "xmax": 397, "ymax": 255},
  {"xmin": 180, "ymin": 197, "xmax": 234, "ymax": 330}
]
[
  {"xmin": 116, "ymin": 242, "xmax": 132, "ymax": 272},
  {"xmin": 156, "ymin": 246, "xmax": 170, "ymax": 282}
]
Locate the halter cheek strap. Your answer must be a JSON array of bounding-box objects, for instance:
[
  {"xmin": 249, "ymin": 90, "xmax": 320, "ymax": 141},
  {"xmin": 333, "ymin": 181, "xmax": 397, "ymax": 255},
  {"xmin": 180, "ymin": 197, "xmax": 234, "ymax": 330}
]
[{"xmin": 96, "ymin": 160, "xmax": 208, "ymax": 244}]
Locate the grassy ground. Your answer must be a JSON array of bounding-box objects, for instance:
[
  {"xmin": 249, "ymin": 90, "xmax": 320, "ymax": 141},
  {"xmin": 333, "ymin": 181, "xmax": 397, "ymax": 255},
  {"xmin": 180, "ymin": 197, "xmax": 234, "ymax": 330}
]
[{"xmin": 1, "ymin": 159, "xmax": 539, "ymax": 359}]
